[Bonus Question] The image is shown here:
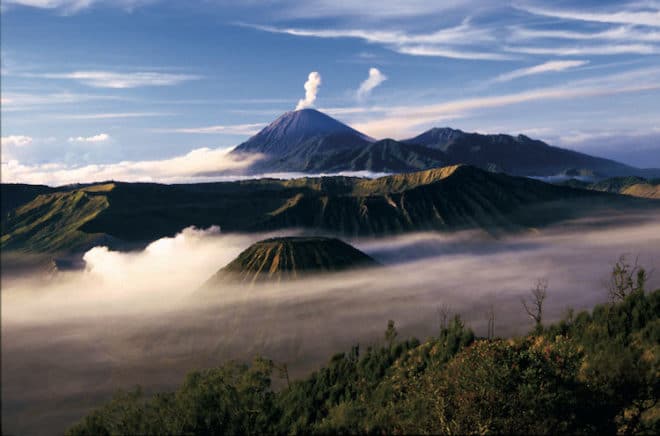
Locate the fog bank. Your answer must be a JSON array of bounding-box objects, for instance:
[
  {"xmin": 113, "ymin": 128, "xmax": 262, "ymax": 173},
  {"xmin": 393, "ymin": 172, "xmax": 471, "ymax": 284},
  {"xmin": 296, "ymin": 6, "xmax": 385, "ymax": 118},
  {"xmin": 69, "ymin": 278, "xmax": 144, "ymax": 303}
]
[{"xmin": 2, "ymin": 212, "xmax": 660, "ymax": 435}]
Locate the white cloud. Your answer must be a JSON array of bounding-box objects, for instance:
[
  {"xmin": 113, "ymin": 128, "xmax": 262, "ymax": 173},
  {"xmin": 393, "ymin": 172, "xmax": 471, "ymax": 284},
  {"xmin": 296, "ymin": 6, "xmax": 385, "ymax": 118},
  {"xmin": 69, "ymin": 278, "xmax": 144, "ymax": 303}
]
[
  {"xmin": 68, "ymin": 133, "xmax": 110, "ymax": 143},
  {"xmin": 509, "ymin": 25, "xmax": 660, "ymax": 43},
  {"xmin": 517, "ymin": 3, "xmax": 660, "ymax": 27},
  {"xmin": 505, "ymin": 43, "xmax": 658, "ymax": 56},
  {"xmin": 295, "ymin": 71, "xmax": 322, "ymax": 110},
  {"xmin": 357, "ymin": 68, "xmax": 387, "ymax": 100},
  {"xmin": 3, "ymin": 0, "xmax": 153, "ymax": 13},
  {"xmin": 1, "ymin": 135, "xmax": 33, "ymax": 147},
  {"xmin": 247, "ymin": 22, "xmax": 510, "ymax": 61},
  {"xmin": 1, "ymin": 147, "xmax": 263, "ymax": 185},
  {"xmin": 1, "ymin": 92, "xmax": 125, "ymax": 110},
  {"xmin": 57, "ymin": 112, "xmax": 169, "ymax": 120},
  {"xmin": 493, "ymin": 60, "xmax": 588, "ymax": 83},
  {"xmin": 163, "ymin": 123, "xmax": 267, "ymax": 135},
  {"xmin": 395, "ymin": 45, "xmax": 513, "ymax": 60},
  {"xmin": 39, "ymin": 71, "xmax": 199, "ymax": 88},
  {"xmin": 277, "ymin": 0, "xmax": 491, "ymax": 20}
]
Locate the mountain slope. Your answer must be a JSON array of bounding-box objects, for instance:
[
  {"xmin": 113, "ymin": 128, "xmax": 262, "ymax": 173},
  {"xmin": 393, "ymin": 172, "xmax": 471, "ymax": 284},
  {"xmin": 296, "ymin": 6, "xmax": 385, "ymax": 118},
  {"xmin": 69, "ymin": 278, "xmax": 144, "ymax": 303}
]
[
  {"xmin": 0, "ymin": 184, "xmax": 118, "ymax": 253},
  {"xmin": 403, "ymin": 128, "xmax": 640, "ymax": 177},
  {"xmin": 561, "ymin": 176, "xmax": 660, "ymax": 199},
  {"xmin": 232, "ymin": 109, "xmax": 451, "ymax": 173},
  {"xmin": 3, "ymin": 165, "xmax": 654, "ymax": 255},
  {"xmin": 204, "ymin": 236, "xmax": 379, "ymax": 285},
  {"xmin": 233, "ymin": 109, "xmax": 375, "ymax": 172},
  {"xmin": 234, "ymin": 109, "xmax": 372, "ymax": 155},
  {"xmin": 1, "ymin": 184, "xmax": 59, "ymax": 215}
]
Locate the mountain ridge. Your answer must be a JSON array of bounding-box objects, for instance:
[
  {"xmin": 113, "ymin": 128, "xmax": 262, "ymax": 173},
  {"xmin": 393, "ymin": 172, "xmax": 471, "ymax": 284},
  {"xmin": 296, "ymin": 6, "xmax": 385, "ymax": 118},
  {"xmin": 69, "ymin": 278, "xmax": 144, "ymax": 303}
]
[
  {"xmin": 231, "ymin": 109, "xmax": 659, "ymax": 178},
  {"xmin": 3, "ymin": 164, "xmax": 655, "ymax": 257}
]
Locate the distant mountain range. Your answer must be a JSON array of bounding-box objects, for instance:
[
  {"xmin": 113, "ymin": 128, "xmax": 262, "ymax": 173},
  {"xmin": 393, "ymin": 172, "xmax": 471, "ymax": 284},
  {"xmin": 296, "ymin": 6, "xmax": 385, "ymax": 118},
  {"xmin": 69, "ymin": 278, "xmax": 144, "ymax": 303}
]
[
  {"xmin": 232, "ymin": 109, "xmax": 660, "ymax": 178},
  {"xmin": 3, "ymin": 165, "xmax": 655, "ymax": 258}
]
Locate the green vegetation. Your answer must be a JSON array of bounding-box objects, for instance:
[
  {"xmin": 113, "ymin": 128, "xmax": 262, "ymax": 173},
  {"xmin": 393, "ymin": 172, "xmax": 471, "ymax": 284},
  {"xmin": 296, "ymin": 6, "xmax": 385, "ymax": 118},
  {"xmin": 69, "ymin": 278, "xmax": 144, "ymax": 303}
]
[
  {"xmin": 4, "ymin": 165, "xmax": 649, "ymax": 255},
  {"xmin": 68, "ymin": 262, "xmax": 660, "ymax": 435},
  {"xmin": 1, "ymin": 184, "xmax": 114, "ymax": 253}
]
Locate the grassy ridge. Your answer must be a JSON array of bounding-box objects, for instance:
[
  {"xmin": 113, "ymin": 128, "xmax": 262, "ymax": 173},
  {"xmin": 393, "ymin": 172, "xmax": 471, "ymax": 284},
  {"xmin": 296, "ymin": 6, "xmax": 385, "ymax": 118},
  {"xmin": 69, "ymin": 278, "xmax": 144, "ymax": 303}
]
[
  {"xmin": 1, "ymin": 184, "xmax": 114, "ymax": 253},
  {"xmin": 2, "ymin": 165, "xmax": 651, "ymax": 255}
]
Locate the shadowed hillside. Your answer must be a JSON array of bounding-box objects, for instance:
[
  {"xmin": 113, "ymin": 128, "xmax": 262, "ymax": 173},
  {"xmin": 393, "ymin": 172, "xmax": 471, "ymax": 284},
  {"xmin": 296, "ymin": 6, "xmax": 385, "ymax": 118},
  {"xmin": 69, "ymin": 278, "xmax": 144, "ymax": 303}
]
[
  {"xmin": 562, "ymin": 176, "xmax": 660, "ymax": 199},
  {"xmin": 204, "ymin": 236, "xmax": 379, "ymax": 285}
]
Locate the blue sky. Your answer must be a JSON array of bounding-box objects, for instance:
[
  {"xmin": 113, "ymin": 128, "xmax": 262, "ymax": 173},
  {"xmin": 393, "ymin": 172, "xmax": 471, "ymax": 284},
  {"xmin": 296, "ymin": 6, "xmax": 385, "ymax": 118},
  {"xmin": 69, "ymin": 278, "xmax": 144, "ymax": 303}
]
[{"xmin": 2, "ymin": 0, "xmax": 660, "ymax": 184}]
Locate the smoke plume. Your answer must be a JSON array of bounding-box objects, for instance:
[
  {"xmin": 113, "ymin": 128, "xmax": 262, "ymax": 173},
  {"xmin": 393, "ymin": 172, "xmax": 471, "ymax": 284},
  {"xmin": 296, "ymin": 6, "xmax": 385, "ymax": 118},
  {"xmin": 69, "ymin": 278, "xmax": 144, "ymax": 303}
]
[
  {"xmin": 295, "ymin": 71, "xmax": 321, "ymax": 110},
  {"xmin": 357, "ymin": 67, "xmax": 387, "ymax": 100}
]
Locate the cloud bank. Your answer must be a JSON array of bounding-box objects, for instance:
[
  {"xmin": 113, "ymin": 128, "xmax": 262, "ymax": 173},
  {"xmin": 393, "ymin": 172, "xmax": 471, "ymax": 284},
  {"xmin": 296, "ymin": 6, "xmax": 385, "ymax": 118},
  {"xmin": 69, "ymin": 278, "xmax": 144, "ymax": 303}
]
[
  {"xmin": 296, "ymin": 71, "xmax": 322, "ymax": 110},
  {"xmin": 3, "ymin": 212, "xmax": 660, "ymax": 435},
  {"xmin": 1, "ymin": 135, "xmax": 33, "ymax": 147},
  {"xmin": 1, "ymin": 147, "xmax": 263, "ymax": 185}
]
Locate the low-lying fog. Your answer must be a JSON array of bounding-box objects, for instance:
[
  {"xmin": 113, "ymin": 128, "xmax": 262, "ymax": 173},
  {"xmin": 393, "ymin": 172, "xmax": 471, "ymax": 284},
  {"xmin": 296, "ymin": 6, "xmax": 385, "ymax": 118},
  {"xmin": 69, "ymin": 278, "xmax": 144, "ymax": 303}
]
[{"xmin": 3, "ymin": 212, "xmax": 660, "ymax": 436}]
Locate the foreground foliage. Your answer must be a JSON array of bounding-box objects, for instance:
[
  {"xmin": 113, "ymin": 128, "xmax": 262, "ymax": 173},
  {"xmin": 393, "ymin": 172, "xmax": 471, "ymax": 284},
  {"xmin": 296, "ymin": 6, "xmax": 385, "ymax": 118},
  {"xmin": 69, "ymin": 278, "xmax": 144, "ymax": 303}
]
[{"xmin": 69, "ymin": 287, "xmax": 659, "ymax": 435}]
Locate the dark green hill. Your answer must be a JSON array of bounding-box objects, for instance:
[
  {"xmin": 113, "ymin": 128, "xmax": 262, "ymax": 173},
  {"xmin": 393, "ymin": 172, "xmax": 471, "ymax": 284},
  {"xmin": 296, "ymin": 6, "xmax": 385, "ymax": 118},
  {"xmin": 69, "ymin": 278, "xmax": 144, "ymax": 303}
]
[
  {"xmin": 204, "ymin": 236, "xmax": 378, "ymax": 285},
  {"xmin": 2, "ymin": 165, "xmax": 653, "ymax": 256},
  {"xmin": 1, "ymin": 183, "xmax": 58, "ymax": 215}
]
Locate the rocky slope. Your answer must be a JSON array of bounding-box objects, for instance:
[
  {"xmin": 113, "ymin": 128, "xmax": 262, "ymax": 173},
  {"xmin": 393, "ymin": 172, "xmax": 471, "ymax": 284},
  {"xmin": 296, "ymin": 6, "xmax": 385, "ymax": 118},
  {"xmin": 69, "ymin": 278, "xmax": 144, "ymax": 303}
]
[{"xmin": 203, "ymin": 236, "xmax": 379, "ymax": 285}]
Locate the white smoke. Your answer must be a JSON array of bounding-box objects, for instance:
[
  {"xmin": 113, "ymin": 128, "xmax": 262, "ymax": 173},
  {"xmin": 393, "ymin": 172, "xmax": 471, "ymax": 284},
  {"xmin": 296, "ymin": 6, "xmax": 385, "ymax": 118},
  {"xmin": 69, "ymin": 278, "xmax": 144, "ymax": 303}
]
[
  {"xmin": 295, "ymin": 71, "xmax": 322, "ymax": 110},
  {"xmin": 357, "ymin": 67, "xmax": 387, "ymax": 100}
]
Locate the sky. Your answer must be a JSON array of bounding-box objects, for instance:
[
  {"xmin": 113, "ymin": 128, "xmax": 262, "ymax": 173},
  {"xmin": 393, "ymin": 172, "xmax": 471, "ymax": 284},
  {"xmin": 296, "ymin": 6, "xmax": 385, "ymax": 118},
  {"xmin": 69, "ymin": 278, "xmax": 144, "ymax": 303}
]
[{"xmin": 1, "ymin": 0, "xmax": 660, "ymax": 184}]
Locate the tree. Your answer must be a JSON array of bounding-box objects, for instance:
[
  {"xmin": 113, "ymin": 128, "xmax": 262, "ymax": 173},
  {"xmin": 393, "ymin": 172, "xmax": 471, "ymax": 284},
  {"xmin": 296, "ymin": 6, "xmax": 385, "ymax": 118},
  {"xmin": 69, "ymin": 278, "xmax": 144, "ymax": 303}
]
[
  {"xmin": 486, "ymin": 304, "xmax": 495, "ymax": 339},
  {"xmin": 522, "ymin": 278, "xmax": 548, "ymax": 330},
  {"xmin": 608, "ymin": 255, "xmax": 648, "ymax": 301},
  {"xmin": 385, "ymin": 320, "xmax": 398, "ymax": 348},
  {"xmin": 437, "ymin": 304, "xmax": 451, "ymax": 332}
]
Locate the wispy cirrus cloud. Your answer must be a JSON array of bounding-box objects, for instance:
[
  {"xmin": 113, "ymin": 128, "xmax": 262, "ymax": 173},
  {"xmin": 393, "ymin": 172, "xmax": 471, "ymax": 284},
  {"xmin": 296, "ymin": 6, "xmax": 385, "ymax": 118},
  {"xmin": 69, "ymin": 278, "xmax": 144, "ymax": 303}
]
[
  {"xmin": 504, "ymin": 43, "xmax": 658, "ymax": 56},
  {"xmin": 245, "ymin": 21, "xmax": 510, "ymax": 60},
  {"xmin": 2, "ymin": 0, "xmax": 155, "ymax": 13},
  {"xmin": 57, "ymin": 112, "xmax": 170, "ymax": 120},
  {"xmin": 68, "ymin": 133, "xmax": 110, "ymax": 143},
  {"xmin": 275, "ymin": 0, "xmax": 490, "ymax": 20},
  {"xmin": 163, "ymin": 123, "xmax": 267, "ymax": 135},
  {"xmin": 493, "ymin": 60, "xmax": 588, "ymax": 83},
  {"xmin": 36, "ymin": 70, "xmax": 199, "ymax": 88},
  {"xmin": 516, "ymin": 3, "xmax": 660, "ymax": 27},
  {"xmin": 508, "ymin": 25, "xmax": 660, "ymax": 43},
  {"xmin": 1, "ymin": 91, "xmax": 125, "ymax": 110}
]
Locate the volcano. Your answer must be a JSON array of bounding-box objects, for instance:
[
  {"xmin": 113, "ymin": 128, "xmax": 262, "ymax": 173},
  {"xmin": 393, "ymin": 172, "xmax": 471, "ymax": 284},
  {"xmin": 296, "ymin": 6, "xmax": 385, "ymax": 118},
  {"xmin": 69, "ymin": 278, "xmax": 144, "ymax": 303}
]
[{"xmin": 203, "ymin": 236, "xmax": 379, "ymax": 286}]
